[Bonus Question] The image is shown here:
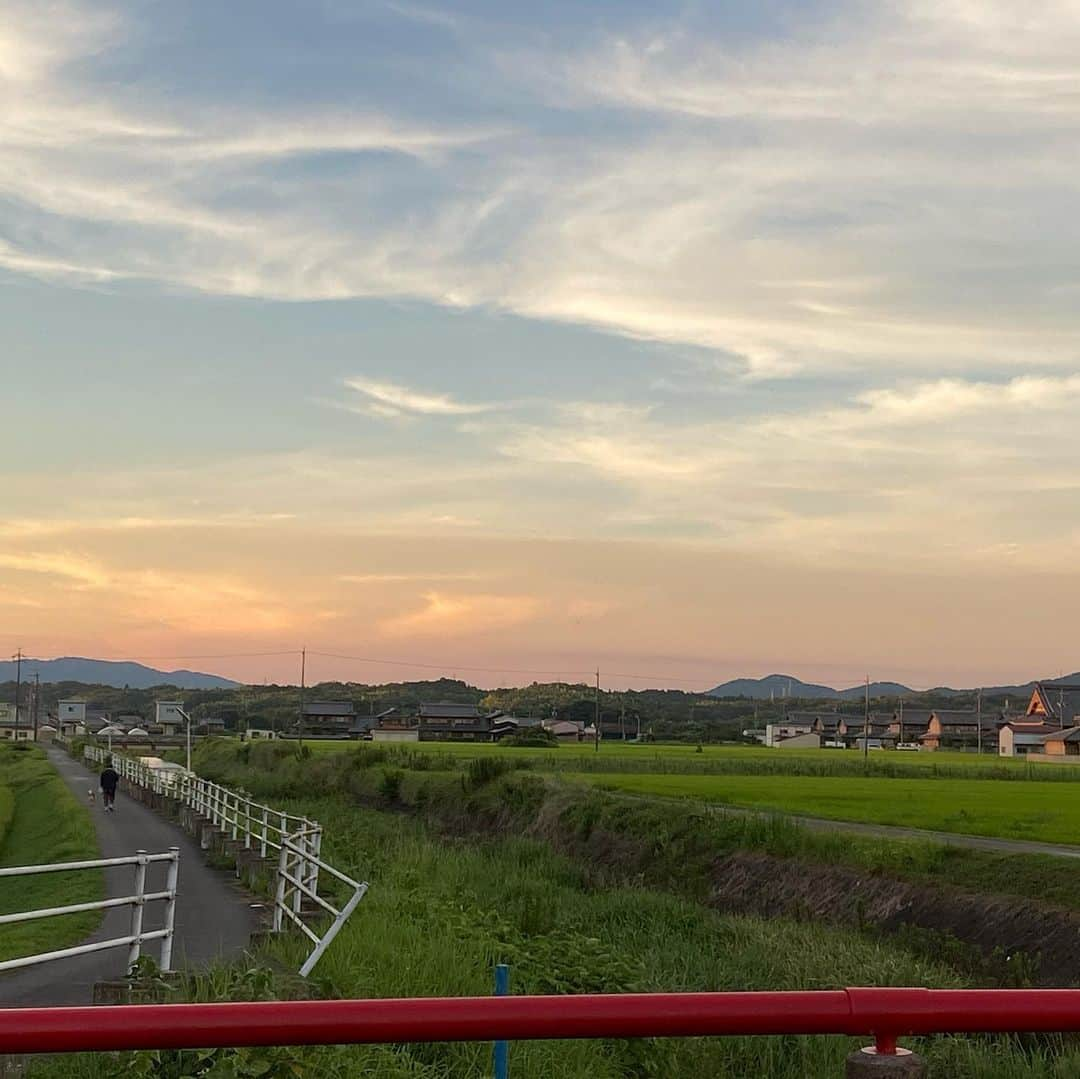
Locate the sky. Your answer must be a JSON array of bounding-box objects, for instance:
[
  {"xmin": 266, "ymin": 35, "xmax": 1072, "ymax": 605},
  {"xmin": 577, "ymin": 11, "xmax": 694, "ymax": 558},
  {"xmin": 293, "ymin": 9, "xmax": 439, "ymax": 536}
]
[{"xmin": 3, "ymin": 0, "xmax": 1080, "ymax": 691}]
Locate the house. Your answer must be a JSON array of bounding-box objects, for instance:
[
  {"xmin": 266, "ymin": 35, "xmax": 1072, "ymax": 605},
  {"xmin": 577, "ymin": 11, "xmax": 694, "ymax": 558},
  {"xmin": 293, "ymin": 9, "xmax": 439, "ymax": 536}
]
[
  {"xmin": 1041, "ymin": 727, "xmax": 1080, "ymax": 756},
  {"xmin": 774, "ymin": 731, "xmax": 822, "ymax": 749},
  {"xmin": 241, "ymin": 726, "xmax": 278, "ymax": 741},
  {"xmin": 344, "ymin": 708, "xmax": 396, "ymax": 740},
  {"xmin": 546, "ymin": 720, "xmax": 583, "ymax": 742},
  {"xmin": 195, "ymin": 717, "xmax": 226, "ymax": 736},
  {"xmin": 417, "ymin": 702, "xmax": 496, "ymax": 742},
  {"xmin": 155, "ymin": 701, "xmax": 186, "ymax": 735},
  {"xmin": 372, "ymin": 712, "xmax": 420, "ymax": 743},
  {"xmin": 300, "ymin": 701, "xmax": 355, "ymax": 738},
  {"xmin": 765, "ymin": 721, "xmax": 814, "ymax": 747},
  {"xmin": 889, "ymin": 710, "xmax": 932, "ymax": 745},
  {"xmin": 810, "ymin": 714, "xmax": 845, "ymax": 746},
  {"xmin": 922, "ymin": 710, "xmax": 998, "ymax": 751},
  {"xmin": 0, "ymin": 704, "xmax": 31, "ymax": 741},
  {"xmin": 57, "ymin": 699, "xmax": 87, "ymax": 726},
  {"xmin": 1000, "ymin": 720, "xmax": 1062, "ymax": 757},
  {"xmin": 1025, "ymin": 682, "xmax": 1080, "ymax": 728}
]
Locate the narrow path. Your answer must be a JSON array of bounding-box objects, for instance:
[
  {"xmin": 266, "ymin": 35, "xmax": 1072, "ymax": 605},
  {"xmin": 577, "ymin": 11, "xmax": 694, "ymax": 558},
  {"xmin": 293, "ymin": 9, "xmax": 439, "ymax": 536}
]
[
  {"xmin": 698, "ymin": 800, "xmax": 1080, "ymax": 859},
  {"xmin": 0, "ymin": 747, "xmax": 263, "ymax": 1007}
]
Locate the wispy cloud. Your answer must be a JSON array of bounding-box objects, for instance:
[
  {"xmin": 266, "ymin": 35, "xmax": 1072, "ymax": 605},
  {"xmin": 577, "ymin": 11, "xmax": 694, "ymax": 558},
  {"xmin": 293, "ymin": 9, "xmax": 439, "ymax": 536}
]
[
  {"xmin": 343, "ymin": 377, "xmax": 499, "ymax": 418},
  {"xmin": 378, "ymin": 591, "xmax": 542, "ymax": 637},
  {"xmin": 5, "ymin": 0, "xmax": 1080, "ymax": 382},
  {"xmin": 340, "ymin": 572, "xmax": 485, "ymax": 584}
]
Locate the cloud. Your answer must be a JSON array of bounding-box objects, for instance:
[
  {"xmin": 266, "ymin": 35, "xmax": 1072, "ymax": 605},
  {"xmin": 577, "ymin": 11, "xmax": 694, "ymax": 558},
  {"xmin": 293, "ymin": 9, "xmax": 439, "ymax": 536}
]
[
  {"xmin": 340, "ymin": 572, "xmax": 485, "ymax": 584},
  {"xmin": 343, "ymin": 377, "xmax": 499, "ymax": 417},
  {"xmin": 3, "ymin": 0, "xmax": 1080, "ymax": 383},
  {"xmin": 0, "ymin": 545, "xmax": 295, "ymax": 634},
  {"xmin": 0, "ymin": 551, "xmax": 110, "ymax": 589},
  {"xmin": 378, "ymin": 591, "xmax": 542, "ymax": 637}
]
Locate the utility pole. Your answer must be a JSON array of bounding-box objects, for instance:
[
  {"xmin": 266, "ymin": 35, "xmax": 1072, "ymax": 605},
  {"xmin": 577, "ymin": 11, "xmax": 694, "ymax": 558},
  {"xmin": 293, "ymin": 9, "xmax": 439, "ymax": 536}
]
[
  {"xmin": 594, "ymin": 669, "xmax": 600, "ymax": 753},
  {"xmin": 863, "ymin": 674, "xmax": 870, "ymax": 760},
  {"xmin": 298, "ymin": 648, "xmax": 307, "ymax": 750},
  {"xmin": 898, "ymin": 696, "xmax": 904, "ymax": 745},
  {"xmin": 976, "ymin": 688, "xmax": 983, "ymax": 755},
  {"xmin": 13, "ymin": 649, "xmax": 22, "ymax": 740},
  {"xmin": 1060, "ymin": 686, "xmax": 1066, "ymax": 730},
  {"xmin": 32, "ymin": 672, "xmax": 40, "ymax": 742},
  {"xmin": 620, "ymin": 698, "xmax": 626, "ymax": 741}
]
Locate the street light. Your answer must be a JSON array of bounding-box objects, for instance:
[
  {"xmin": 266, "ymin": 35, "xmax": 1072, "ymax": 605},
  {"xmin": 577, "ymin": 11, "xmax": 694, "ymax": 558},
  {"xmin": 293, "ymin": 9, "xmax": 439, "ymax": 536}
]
[{"xmin": 175, "ymin": 706, "xmax": 193, "ymax": 772}]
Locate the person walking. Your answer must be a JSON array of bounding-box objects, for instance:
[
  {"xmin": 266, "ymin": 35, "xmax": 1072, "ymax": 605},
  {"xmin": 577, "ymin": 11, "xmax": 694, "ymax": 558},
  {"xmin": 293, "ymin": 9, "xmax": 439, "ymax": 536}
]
[{"xmin": 100, "ymin": 759, "xmax": 120, "ymax": 813}]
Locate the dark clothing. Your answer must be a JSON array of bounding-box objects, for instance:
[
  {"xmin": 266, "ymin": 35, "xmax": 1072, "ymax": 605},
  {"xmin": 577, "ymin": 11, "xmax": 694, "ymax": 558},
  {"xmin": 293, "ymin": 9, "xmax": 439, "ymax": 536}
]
[{"xmin": 100, "ymin": 768, "xmax": 119, "ymax": 794}]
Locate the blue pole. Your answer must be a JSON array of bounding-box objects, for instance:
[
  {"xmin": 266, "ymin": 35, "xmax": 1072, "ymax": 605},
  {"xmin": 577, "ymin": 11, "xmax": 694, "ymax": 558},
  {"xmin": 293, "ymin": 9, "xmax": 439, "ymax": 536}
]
[{"xmin": 493, "ymin": 963, "xmax": 510, "ymax": 1079}]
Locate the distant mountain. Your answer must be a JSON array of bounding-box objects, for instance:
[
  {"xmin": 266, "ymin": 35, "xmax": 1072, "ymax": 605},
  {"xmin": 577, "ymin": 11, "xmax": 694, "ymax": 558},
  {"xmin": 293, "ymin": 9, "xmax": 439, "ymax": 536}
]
[
  {"xmin": 707, "ymin": 674, "xmax": 847, "ymax": 700},
  {"xmin": 708, "ymin": 673, "xmax": 916, "ymax": 700},
  {"xmin": 837, "ymin": 681, "xmax": 917, "ymax": 700},
  {"xmin": 0, "ymin": 657, "xmax": 239, "ymax": 690},
  {"xmin": 708, "ymin": 671, "xmax": 1080, "ymax": 702}
]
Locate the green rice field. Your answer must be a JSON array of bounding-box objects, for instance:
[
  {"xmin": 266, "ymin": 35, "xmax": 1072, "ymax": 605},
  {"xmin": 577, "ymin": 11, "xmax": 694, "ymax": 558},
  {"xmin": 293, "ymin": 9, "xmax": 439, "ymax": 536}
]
[{"xmin": 572, "ymin": 771, "xmax": 1080, "ymax": 846}]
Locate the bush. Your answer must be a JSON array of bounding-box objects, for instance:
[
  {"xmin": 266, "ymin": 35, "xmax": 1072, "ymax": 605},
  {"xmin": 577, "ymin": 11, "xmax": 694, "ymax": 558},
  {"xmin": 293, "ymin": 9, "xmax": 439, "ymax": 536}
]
[
  {"xmin": 378, "ymin": 769, "xmax": 403, "ymax": 803},
  {"xmin": 499, "ymin": 729, "xmax": 560, "ymax": 748}
]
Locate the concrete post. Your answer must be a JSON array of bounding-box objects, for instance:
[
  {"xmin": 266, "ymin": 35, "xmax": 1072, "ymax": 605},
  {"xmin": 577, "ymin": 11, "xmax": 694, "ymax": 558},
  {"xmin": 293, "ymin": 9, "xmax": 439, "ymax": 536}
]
[{"xmin": 845, "ymin": 1047, "xmax": 926, "ymax": 1078}]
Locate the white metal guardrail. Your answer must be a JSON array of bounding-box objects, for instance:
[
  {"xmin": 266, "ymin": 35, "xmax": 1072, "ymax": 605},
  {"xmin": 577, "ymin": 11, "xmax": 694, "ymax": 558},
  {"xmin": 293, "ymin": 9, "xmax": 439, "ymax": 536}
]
[
  {"xmin": 0, "ymin": 849, "xmax": 179, "ymax": 974},
  {"xmin": 84, "ymin": 746, "xmax": 366, "ymax": 976}
]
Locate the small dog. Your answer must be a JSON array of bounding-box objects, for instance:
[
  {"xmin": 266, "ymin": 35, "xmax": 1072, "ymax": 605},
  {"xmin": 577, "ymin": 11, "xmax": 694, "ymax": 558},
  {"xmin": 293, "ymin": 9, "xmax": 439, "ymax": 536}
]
[{"xmin": 88, "ymin": 788, "xmax": 96, "ymax": 804}]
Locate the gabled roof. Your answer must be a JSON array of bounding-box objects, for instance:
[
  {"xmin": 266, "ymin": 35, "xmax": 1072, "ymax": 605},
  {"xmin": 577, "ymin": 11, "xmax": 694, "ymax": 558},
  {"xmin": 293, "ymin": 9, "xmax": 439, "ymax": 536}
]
[
  {"xmin": 931, "ymin": 710, "xmax": 997, "ymax": 730},
  {"xmin": 419, "ymin": 702, "xmax": 481, "ymax": 719},
  {"xmin": 786, "ymin": 711, "xmax": 837, "ymax": 724},
  {"xmin": 892, "ymin": 709, "xmax": 932, "ymax": 729},
  {"xmin": 1043, "ymin": 725, "xmax": 1080, "ymax": 743},
  {"xmin": 303, "ymin": 701, "xmax": 356, "ymax": 717},
  {"xmin": 1003, "ymin": 721, "xmax": 1060, "ymax": 735},
  {"xmin": 1031, "ymin": 683, "xmax": 1080, "ymax": 725}
]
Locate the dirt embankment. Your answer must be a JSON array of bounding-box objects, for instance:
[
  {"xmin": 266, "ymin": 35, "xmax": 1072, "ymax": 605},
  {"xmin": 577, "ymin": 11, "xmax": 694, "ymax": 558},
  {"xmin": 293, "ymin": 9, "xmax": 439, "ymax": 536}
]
[{"xmin": 712, "ymin": 851, "xmax": 1080, "ymax": 986}]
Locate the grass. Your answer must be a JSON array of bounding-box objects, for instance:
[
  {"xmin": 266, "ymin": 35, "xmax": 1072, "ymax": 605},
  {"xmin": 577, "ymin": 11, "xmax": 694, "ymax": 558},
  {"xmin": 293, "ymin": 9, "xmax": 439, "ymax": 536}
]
[
  {"xmin": 570, "ymin": 772, "xmax": 1080, "ymax": 846},
  {"xmin": 0, "ymin": 777, "xmax": 14, "ymax": 851},
  {"xmin": 0, "ymin": 743, "xmax": 102, "ymax": 964},
  {"xmin": 190, "ymin": 740, "xmax": 1080, "ymax": 911},
  {"xmin": 34, "ymin": 738, "xmax": 1080, "ymax": 1076},
  {"xmin": 31, "ymin": 794, "xmax": 1080, "ymax": 1079},
  {"xmin": 300, "ymin": 737, "xmax": 1080, "ymax": 783}
]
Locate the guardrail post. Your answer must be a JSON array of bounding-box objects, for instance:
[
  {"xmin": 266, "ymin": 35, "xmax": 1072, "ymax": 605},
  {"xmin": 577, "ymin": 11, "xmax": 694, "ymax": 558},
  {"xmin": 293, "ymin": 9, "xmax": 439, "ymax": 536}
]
[
  {"xmin": 127, "ymin": 850, "xmax": 149, "ymax": 973},
  {"xmin": 305, "ymin": 829, "xmax": 320, "ymax": 900},
  {"xmin": 260, "ymin": 806, "xmax": 269, "ymax": 858},
  {"xmin": 845, "ymin": 1044, "xmax": 926, "ymax": 1077},
  {"xmin": 160, "ymin": 847, "xmax": 180, "ymax": 972},
  {"xmin": 292, "ymin": 836, "xmax": 305, "ymax": 917},
  {"xmin": 273, "ymin": 842, "xmax": 288, "ymax": 932}
]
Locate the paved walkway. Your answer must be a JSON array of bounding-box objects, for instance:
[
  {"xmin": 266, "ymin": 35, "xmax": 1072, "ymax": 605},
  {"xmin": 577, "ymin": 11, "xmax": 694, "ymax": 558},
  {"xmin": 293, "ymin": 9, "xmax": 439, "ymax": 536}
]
[{"xmin": 0, "ymin": 747, "xmax": 263, "ymax": 1007}]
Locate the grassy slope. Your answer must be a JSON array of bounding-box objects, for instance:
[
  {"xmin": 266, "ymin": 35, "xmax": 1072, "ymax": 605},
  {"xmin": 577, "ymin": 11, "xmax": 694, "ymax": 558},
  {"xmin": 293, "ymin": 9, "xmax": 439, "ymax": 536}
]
[
  {"xmin": 34, "ymin": 793, "xmax": 1078, "ymax": 1079},
  {"xmin": 0, "ymin": 745, "xmax": 102, "ymax": 963},
  {"xmin": 571, "ymin": 772, "xmax": 1080, "ymax": 845},
  {"xmin": 196, "ymin": 739, "xmax": 1080, "ymax": 920}
]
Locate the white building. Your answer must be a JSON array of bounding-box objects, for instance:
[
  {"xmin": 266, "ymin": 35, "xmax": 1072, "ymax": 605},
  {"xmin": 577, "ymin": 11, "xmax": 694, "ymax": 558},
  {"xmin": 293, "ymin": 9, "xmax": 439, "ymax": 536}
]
[
  {"xmin": 57, "ymin": 699, "xmax": 87, "ymax": 725},
  {"xmin": 155, "ymin": 701, "xmax": 185, "ymax": 732},
  {"xmin": 765, "ymin": 722, "xmax": 815, "ymax": 747}
]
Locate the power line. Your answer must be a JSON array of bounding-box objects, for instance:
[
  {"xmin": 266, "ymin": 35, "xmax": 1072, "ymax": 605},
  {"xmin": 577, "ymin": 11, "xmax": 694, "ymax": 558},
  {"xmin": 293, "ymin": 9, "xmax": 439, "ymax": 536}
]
[{"xmin": 308, "ymin": 651, "xmax": 595, "ymax": 679}]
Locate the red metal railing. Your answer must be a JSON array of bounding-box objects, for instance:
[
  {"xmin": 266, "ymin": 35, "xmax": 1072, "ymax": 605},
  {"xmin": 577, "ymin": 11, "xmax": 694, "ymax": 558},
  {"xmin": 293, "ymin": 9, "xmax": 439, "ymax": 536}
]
[{"xmin": 4, "ymin": 988, "xmax": 1080, "ymax": 1056}]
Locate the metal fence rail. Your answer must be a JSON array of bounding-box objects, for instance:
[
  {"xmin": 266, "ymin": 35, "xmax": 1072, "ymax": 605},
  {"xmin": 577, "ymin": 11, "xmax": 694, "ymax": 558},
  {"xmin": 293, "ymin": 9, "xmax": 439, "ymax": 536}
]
[
  {"xmin": 84, "ymin": 745, "xmax": 366, "ymax": 977},
  {"xmin": 0, "ymin": 849, "xmax": 179, "ymax": 974},
  {"xmin": 5, "ymin": 986, "xmax": 1080, "ymax": 1057}
]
